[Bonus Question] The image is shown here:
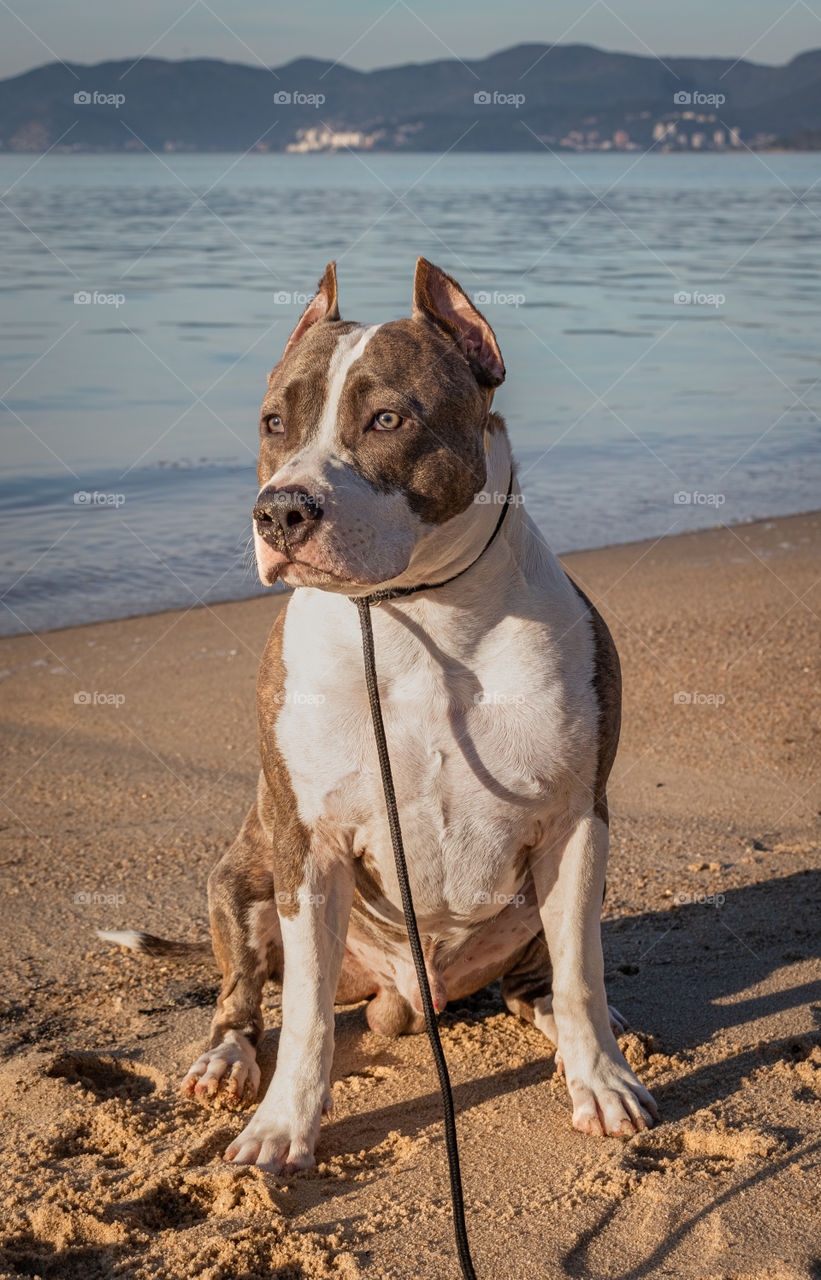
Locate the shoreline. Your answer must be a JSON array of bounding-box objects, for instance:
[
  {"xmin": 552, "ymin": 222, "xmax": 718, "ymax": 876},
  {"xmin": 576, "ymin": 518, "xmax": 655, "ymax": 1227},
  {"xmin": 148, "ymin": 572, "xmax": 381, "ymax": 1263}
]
[
  {"xmin": 3, "ymin": 508, "xmax": 819, "ymax": 643},
  {"xmin": 2, "ymin": 148, "xmax": 818, "ymax": 157}
]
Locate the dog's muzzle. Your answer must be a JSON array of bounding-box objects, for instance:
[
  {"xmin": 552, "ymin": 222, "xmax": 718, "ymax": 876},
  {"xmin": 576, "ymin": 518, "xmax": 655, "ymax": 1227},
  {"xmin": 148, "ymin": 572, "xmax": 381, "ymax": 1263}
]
[{"xmin": 253, "ymin": 486, "xmax": 324, "ymax": 551}]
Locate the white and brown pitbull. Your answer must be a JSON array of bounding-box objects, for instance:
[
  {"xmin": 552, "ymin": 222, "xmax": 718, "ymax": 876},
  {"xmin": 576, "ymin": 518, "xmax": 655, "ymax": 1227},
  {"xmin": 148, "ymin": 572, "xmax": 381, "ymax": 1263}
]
[{"xmin": 106, "ymin": 258, "xmax": 657, "ymax": 1171}]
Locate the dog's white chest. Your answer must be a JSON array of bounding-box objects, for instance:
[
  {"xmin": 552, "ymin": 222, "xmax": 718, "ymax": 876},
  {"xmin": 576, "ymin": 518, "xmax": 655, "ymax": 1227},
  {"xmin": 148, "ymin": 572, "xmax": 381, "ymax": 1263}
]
[{"xmin": 273, "ymin": 582, "xmax": 595, "ymax": 921}]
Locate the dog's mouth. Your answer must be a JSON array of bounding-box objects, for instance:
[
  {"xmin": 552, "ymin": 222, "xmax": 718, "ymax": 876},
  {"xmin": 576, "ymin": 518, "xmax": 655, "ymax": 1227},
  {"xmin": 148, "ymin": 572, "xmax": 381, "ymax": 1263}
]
[
  {"xmin": 277, "ymin": 558, "xmax": 369, "ymax": 591},
  {"xmin": 254, "ymin": 536, "xmax": 377, "ymax": 593}
]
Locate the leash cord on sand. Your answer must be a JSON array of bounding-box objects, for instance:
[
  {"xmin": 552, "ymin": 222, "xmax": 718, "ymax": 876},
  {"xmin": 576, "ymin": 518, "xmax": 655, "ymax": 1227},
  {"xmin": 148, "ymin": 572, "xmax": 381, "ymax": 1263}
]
[{"xmin": 355, "ymin": 595, "xmax": 478, "ymax": 1280}]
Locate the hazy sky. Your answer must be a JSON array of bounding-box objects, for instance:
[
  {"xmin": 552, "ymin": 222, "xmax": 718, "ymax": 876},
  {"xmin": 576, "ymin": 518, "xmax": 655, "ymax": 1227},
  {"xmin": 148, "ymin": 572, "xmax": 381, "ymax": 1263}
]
[{"xmin": 2, "ymin": 0, "xmax": 820, "ymax": 80}]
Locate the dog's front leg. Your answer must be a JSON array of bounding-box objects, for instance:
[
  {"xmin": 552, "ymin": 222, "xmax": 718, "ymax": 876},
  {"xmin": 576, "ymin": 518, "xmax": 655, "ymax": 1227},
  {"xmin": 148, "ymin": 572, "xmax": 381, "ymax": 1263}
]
[
  {"xmin": 224, "ymin": 856, "xmax": 353, "ymax": 1171},
  {"xmin": 531, "ymin": 812, "xmax": 658, "ymax": 1137}
]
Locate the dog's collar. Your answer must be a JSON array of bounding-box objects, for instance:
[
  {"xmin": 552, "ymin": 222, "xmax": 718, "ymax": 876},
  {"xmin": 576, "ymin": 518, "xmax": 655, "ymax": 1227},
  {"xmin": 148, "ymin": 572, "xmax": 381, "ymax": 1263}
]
[{"xmin": 354, "ymin": 468, "xmax": 515, "ymax": 607}]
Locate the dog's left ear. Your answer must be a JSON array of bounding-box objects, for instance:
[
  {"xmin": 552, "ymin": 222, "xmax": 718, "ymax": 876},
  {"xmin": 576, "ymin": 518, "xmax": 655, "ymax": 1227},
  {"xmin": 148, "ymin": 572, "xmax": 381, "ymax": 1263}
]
[
  {"xmin": 279, "ymin": 262, "xmax": 340, "ymax": 362},
  {"xmin": 412, "ymin": 257, "xmax": 505, "ymax": 389}
]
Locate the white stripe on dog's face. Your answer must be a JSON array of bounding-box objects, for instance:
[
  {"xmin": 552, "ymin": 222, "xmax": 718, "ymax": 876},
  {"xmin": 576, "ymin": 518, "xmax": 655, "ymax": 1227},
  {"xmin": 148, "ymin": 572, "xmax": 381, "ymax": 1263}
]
[{"xmin": 313, "ymin": 324, "xmax": 381, "ymax": 454}]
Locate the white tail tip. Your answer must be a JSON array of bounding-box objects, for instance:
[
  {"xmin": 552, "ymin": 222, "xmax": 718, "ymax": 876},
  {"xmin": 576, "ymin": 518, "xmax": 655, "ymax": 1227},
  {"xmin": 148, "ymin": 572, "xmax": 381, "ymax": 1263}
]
[{"xmin": 96, "ymin": 929, "xmax": 146, "ymax": 952}]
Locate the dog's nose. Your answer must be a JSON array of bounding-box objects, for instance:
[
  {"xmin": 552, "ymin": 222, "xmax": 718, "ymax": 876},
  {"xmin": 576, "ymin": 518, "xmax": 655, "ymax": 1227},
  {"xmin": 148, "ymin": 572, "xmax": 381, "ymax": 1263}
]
[{"xmin": 253, "ymin": 486, "xmax": 324, "ymax": 549}]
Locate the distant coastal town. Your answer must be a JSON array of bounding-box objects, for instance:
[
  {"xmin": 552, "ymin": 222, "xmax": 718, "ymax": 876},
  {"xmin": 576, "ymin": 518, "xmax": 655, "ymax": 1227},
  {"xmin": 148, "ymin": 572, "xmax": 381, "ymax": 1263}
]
[{"xmin": 285, "ymin": 111, "xmax": 761, "ymax": 154}]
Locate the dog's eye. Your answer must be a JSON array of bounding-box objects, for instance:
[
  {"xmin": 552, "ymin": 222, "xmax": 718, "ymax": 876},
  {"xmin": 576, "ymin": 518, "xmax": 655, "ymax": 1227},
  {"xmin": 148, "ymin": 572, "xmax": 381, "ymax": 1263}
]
[
  {"xmin": 372, "ymin": 411, "xmax": 403, "ymax": 432},
  {"xmin": 263, "ymin": 414, "xmax": 284, "ymax": 434}
]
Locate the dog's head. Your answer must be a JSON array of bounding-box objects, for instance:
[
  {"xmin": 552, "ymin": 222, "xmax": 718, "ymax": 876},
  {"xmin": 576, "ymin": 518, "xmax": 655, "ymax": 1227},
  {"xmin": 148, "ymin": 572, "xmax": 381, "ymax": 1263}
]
[{"xmin": 253, "ymin": 257, "xmax": 506, "ymax": 592}]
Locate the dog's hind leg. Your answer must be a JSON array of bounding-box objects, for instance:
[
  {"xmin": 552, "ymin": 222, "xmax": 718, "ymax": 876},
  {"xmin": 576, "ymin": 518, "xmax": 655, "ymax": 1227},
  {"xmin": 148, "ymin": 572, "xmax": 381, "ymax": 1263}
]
[
  {"xmin": 501, "ymin": 933, "xmax": 557, "ymax": 1042},
  {"xmin": 181, "ymin": 789, "xmax": 280, "ymax": 1104}
]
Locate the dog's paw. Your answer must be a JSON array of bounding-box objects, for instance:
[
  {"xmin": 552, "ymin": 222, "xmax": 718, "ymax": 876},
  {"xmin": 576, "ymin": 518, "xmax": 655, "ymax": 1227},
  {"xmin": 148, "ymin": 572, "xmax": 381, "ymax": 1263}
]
[
  {"xmin": 562, "ymin": 1042, "xmax": 658, "ymax": 1137},
  {"xmin": 180, "ymin": 1032, "xmax": 260, "ymax": 1104},
  {"xmin": 223, "ymin": 1103, "xmax": 323, "ymax": 1172}
]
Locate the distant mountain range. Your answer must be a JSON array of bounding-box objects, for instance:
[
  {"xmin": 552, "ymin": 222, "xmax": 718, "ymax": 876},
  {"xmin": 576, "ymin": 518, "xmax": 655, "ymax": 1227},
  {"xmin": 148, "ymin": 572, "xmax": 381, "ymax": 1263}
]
[{"xmin": 2, "ymin": 43, "xmax": 821, "ymax": 154}]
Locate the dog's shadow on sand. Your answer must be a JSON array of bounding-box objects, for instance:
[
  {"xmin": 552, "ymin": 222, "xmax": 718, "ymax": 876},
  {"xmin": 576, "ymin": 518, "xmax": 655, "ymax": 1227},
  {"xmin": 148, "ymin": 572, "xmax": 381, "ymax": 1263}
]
[
  {"xmin": 560, "ymin": 1132, "xmax": 821, "ymax": 1280},
  {"xmin": 253, "ymin": 869, "xmax": 820, "ymax": 1234},
  {"xmin": 549, "ymin": 865, "xmax": 821, "ymax": 1278},
  {"xmin": 601, "ymin": 865, "xmax": 821, "ymax": 1054}
]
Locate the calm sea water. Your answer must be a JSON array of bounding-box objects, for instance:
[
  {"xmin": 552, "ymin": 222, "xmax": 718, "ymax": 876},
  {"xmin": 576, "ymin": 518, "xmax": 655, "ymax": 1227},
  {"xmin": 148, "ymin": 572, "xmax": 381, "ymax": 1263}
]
[{"xmin": 1, "ymin": 152, "xmax": 820, "ymax": 635}]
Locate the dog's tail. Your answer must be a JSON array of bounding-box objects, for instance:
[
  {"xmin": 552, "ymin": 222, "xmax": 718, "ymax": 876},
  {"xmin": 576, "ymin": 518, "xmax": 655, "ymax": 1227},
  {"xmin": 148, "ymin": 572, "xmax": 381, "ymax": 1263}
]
[{"xmin": 96, "ymin": 929, "xmax": 213, "ymax": 962}]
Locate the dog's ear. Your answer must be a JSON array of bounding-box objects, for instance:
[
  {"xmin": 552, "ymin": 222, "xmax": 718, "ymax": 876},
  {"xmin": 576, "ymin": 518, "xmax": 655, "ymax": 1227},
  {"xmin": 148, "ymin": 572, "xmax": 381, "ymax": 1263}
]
[
  {"xmin": 412, "ymin": 257, "xmax": 505, "ymax": 388},
  {"xmin": 280, "ymin": 262, "xmax": 340, "ymax": 361}
]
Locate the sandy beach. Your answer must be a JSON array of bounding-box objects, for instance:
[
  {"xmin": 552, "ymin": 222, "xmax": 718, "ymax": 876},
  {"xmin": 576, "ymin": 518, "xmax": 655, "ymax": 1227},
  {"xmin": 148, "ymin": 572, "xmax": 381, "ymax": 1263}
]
[{"xmin": 1, "ymin": 510, "xmax": 819, "ymax": 1280}]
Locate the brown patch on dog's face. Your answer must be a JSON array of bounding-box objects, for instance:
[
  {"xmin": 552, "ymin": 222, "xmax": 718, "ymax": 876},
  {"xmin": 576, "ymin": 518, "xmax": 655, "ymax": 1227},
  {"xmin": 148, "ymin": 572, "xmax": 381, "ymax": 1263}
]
[
  {"xmin": 333, "ymin": 317, "xmax": 489, "ymax": 524},
  {"xmin": 257, "ymin": 318, "xmax": 360, "ymax": 491}
]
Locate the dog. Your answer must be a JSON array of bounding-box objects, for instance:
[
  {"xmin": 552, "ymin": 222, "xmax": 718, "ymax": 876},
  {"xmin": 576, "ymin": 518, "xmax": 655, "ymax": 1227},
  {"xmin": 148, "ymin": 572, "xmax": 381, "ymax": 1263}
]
[{"xmin": 103, "ymin": 257, "xmax": 657, "ymax": 1171}]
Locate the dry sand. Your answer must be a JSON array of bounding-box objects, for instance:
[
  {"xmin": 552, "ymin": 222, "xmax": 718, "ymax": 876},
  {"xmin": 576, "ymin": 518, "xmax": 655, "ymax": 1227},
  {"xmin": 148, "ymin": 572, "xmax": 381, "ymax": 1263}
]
[{"xmin": 1, "ymin": 511, "xmax": 819, "ymax": 1280}]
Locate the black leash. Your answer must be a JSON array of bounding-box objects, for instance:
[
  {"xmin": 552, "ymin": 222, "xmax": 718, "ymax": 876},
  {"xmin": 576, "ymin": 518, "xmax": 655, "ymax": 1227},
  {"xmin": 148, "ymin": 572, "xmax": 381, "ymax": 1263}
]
[
  {"xmin": 355, "ymin": 597, "xmax": 476, "ymax": 1279},
  {"xmin": 351, "ymin": 470, "xmax": 515, "ymax": 1280}
]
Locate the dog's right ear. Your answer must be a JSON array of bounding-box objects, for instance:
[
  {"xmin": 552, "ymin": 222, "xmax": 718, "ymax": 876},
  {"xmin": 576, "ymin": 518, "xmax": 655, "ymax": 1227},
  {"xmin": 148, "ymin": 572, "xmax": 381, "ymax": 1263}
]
[
  {"xmin": 278, "ymin": 262, "xmax": 340, "ymax": 364},
  {"xmin": 412, "ymin": 257, "xmax": 505, "ymax": 389}
]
